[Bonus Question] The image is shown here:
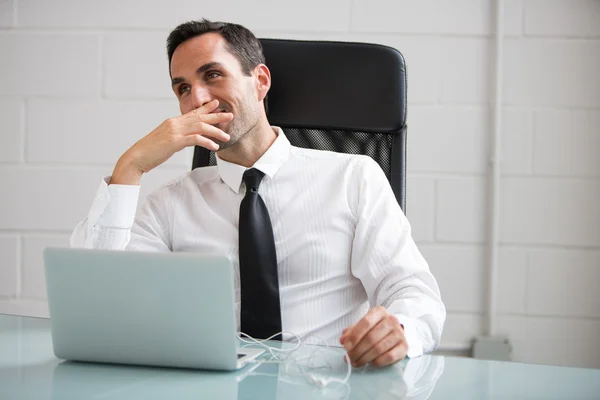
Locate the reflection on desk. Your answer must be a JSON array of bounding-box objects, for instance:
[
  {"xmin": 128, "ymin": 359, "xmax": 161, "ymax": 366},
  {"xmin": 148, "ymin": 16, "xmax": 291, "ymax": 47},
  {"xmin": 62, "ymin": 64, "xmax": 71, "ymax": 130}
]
[{"xmin": 1, "ymin": 314, "xmax": 600, "ymax": 399}]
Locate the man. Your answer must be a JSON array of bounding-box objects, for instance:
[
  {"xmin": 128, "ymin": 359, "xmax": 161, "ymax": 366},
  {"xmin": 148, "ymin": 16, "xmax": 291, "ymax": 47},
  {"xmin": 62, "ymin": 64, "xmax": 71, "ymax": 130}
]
[{"xmin": 71, "ymin": 19, "xmax": 445, "ymax": 368}]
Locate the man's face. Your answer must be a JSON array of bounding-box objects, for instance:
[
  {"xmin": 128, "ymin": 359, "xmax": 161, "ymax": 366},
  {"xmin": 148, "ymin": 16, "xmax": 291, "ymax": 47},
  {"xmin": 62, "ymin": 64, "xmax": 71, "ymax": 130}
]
[{"xmin": 170, "ymin": 33, "xmax": 263, "ymax": 150}]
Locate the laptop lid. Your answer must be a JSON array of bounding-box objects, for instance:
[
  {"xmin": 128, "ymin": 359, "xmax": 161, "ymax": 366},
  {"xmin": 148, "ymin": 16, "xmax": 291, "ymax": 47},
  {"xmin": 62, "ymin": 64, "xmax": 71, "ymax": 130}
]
[{"xmin": 44, "ymin": 248, "xmax": 241, "ymax": 370}]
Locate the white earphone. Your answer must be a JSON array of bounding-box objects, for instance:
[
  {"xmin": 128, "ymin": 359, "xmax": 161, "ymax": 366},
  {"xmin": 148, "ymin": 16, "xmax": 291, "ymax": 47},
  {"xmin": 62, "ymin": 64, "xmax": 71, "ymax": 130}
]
[
  {"xmin": 238, "ymin": 331, "xmax": 352, "ymax": 389},
  {"xmin": 307, "ymin": 373, "xmax": 351, "ymax": 388},
  {"xmin": 308, "ymin": 374, "xmax": 328, "ymax": 388}
]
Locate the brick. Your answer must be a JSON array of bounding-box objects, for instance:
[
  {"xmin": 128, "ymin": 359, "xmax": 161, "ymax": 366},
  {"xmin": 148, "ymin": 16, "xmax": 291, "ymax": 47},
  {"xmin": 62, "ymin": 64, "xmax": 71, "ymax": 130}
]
[
  {"xmin": 0, "ymin": 0, "xmax": 14, "ymax": 26},
  {"xmin": 352, "ymin": 0, "xmax": 491, "ymax": 35},
  {"xmin": 419, "ymin": 245, "xmax": 485, "ymax": 313},
  {"xmin": 17, "ymin": 0, "xmax": 351, "ymax": 32},
  {"xmin": 527, "ymin": 249, "xmax": 600, "ymax": 319},
  {"xmin": 0, "ymin": 165, "xmax": 187, "ymax": 230},
  {"xmin": 534, "ymin": 110, "xmax": 600, "ymax": 177},
  {"xmin": 409, "ymin": 106, "xmax": 490, "ymax": 174},
  {"xmin": 103, "ymin": 32, "xmax": 173, "ymax": 99},
  {"xmin": 0, "ymin": 236, "xmax": 18, "ymax": 297},
  {"xmin": 496, "ymin": 247, "xmax": 528, "ymax": 314},
  {"xmin": 497, "ymin": 315, "xmax": 600, "ymax": 368},
  {"xmin": 406, "ymin": 177, "xmax": 435, "ymax": 242},
  {"xmin": 22, "ymin": 235, "xmax": 70, "ymax": 300},
  {"xmin": 439, "ymin": 38, "xmax": 492, "ymax": 104},
  {"xmin": 0, "ymin": 99, "xmax": 23, "ymax": 162},
  {"xmin": 501, "ymin": 109, "xmax": 533, "ymax": 175},
  {"xmin": 525, "ymin": 0, "xmax": 600, "ymax": 37},
  {"xmin": 503, "ymin": 0, "xmax": 524, "ymax": 37},
  {"xmin": 500, "ymin": 177, "xmax": 600, "ymax": 247},
  {"xmin": 0, "ymin": 33, "xmax": 99, "ymax": 96},
  {"xmin": 27, "ymin": 99, "xmax": 187, "ymax": 166},
  {"xmin": 436, "ymin": 177, "xmax": 487, "ymax": 243},
  {"xmin": 504, "ymin": 39, "xmax": 600, "ymax": 107}
]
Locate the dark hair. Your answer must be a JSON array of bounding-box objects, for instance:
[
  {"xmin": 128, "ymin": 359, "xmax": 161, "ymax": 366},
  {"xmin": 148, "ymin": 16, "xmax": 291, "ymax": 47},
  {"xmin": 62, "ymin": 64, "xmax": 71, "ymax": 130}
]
[
  {"xmin": 166, "ymin": 19, "xmax": 268, "ymax": 113},
  {"xmin": 167, "ymin": 19, "xmax": 265, "ymax": 76}
]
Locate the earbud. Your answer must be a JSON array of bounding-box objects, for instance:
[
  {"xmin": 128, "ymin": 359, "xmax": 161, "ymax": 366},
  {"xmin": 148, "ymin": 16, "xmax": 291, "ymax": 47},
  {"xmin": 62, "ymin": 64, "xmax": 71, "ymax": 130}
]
[{"xmin": 308, "ymin": 375, "xmax": 329, "ymax": 388}]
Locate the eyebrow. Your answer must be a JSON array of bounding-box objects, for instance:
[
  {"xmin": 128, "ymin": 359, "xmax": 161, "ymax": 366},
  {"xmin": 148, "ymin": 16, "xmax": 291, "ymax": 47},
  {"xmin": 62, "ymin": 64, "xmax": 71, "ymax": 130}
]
[{"xmin": 171, "ymin": 62, "xmax": 224, "ymax": 87}]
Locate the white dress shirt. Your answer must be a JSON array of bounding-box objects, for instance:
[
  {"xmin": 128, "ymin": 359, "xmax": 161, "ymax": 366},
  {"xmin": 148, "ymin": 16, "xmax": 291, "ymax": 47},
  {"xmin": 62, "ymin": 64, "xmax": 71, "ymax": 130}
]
[{"xmin": 71, "ymin": 127, "xmax": 445, "ymax": 358}]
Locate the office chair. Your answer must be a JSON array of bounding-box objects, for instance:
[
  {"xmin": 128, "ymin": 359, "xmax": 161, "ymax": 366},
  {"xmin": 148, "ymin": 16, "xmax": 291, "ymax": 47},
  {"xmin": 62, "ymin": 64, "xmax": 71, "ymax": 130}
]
[{"xmin": 192, "ymin": 39, "xmax": 408, "ymax": 212}]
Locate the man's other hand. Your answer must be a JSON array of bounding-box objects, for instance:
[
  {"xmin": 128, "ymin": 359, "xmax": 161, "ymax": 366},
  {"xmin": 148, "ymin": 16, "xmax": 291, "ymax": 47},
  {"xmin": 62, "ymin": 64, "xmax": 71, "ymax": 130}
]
[{"xmin": 340, "ymin": 306, "xmax": 408, "ymax": 368}]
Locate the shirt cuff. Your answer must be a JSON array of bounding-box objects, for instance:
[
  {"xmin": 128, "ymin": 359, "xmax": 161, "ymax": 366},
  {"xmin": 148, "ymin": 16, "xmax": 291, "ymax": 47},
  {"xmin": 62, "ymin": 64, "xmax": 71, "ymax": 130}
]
[
  {"xmin": 394, "ymin": 314, "xmax": 424, "ymax": 359},
  {"xmin": 91, "ymin": 176, "xmax": 140, "ymax": 228}
]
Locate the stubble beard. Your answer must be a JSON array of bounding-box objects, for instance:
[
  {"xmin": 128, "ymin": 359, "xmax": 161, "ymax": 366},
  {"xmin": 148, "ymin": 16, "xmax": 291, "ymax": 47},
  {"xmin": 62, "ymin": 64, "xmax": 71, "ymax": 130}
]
[{"xmin": 214, "ymin": 107, "xmax": 260, "ymax": 152}]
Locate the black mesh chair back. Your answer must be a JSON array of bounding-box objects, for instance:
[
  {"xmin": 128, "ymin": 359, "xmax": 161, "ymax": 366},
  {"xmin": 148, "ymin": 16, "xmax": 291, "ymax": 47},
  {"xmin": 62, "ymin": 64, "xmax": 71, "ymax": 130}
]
[{"xmin": 192, "ymin": 39, "xmax": 407, "ymax": 211}]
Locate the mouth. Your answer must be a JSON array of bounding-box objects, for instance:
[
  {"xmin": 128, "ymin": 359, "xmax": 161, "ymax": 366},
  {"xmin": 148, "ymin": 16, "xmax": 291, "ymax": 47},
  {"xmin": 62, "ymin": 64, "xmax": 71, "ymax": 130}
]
[{"xmin": 211, "ymin": 102, "xmax": 231, "ymax": 114}]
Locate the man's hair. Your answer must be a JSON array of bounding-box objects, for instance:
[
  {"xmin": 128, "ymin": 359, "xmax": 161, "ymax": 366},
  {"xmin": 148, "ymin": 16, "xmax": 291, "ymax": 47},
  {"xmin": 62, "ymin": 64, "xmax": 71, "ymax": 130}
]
[
  {"xmin": 166, "ymin": 19, "xmax": 268, "ymax": 113},
  {"xmin": 166, "ymin": 19, "xmax": 265, "ymax": 77}
]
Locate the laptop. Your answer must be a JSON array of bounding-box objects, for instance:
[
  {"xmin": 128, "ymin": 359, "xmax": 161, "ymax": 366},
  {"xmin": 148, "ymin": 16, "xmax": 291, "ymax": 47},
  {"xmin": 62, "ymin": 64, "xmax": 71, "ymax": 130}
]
[{"xmin": 43, "ymin": 248, "xmax": 264, "ymax": 371}]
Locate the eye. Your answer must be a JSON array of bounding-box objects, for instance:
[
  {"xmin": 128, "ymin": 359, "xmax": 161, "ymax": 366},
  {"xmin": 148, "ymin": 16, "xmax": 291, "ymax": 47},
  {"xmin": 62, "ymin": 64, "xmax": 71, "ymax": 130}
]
[
  {"xmin": 178, "ymin": 84, "xmax": 190, "ymax": 96},
  {"xmin": 206, "ymin": 71, "xmax": 221, "ymax": 80}
]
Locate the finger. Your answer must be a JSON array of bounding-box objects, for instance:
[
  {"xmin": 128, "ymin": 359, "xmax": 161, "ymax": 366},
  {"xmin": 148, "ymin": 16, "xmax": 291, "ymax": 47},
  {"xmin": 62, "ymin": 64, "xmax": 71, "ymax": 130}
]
[
  {"xmin": 194, "ymin": 112, "xmax": 233, "ymax": 126},
  {"xmin": 182, "ymin": 134, "xmax": 219, "ymax": 151},
  {"xmin": 354, "ymin": 328, "xmax": 404, "ymax": 367},
  {"xmin": 179, "ymin": 100, "xmax": 220, "ymax": 126},
  {"xmin": 340, "ymin": 328, "xmax": 349, "ymax": 344},
  {"xmin": 184, "ymin": 123, "xmax": 231, "ymax": 143},
  {"xmin": 182, "ymin": 100, "xmax": 223, "ymax": 124},
  {"xmin": 370, "ymin": 341, "xmax": 408, "ymax": 367},
  {"xmin": 343, "ymin": 306, "xmax": 387, "ymax": 352},
  {"xmin": 347, "ymin": 316, "xmax": 397, "ymax": 365},
  {"xmin": 195, "ymin": 99, "xmax": 220, "ymax": 114},
  {"xmin": 179, "ymin": 110, "xmax": 232, "ymax": 138}
]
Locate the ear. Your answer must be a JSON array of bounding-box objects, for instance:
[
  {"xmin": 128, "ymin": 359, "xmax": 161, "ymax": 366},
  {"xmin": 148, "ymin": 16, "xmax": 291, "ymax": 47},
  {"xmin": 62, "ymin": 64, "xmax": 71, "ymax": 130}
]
[{"xmin": 254, "ymin": 64, "xmax": 271, "ymax": 102}]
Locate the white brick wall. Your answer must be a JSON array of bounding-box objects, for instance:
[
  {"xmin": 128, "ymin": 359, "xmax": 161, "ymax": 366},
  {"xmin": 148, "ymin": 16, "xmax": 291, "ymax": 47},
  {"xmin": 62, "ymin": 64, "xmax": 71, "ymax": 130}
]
[
  {"xmin": 0, "ymin": 99, "xmax": 23, "ymax": 162},
  {"xmin": 504, "ymin": 39, "xmax": 600, "ymax": 107},
  {"xmin": 21, "ymin": 235, "xmax": 70, "ymax": 300},
  {"xmin": 534, "ymin": 110, "xmax": 600, "ymax": 177},
  {"xmin": 26, "ymin": 99, "xmax": 184, "ymax": 165},
  {"xmin": 436, "ymin": 178, "xmax": 488, "ymax": 243},
  {"xmin": 1, "ymin": 0, "xmax": 599, "ymax": 368},
  {"xmin": 409, "ymin": 106, "xmax": 490, "ymax": 173},
  {"xmin": 0, "ymin": 33, "xmax": 100, "ymax": 96},
  {"xmin": 0, "ymin": 1, "xmax": 14, "ymax": 27},
  {"xmin": 0, "ymin": 235, "xmax": 19, "ymax": 297},
  {"xmin": 524, "ymin": 0, "xmax": 600, "ymax": 37}
]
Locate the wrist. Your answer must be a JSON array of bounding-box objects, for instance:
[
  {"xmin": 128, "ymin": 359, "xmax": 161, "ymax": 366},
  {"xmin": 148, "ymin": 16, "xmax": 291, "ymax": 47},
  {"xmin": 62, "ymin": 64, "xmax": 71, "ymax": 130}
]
[{"xmin": 110, "ymin": 155, "xmax": 143, "ymax": 186}]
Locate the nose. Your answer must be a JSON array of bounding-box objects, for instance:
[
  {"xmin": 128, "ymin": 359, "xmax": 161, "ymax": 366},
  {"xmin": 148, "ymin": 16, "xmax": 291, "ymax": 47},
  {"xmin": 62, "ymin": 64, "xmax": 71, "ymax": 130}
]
[{"xmin": 190, "ymin": 85, "xmax": 213, "ymax": 109}]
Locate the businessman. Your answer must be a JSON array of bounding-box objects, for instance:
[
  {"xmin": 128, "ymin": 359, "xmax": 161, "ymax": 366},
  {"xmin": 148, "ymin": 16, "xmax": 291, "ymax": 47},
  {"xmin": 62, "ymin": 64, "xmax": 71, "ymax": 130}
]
[{"xmin": 71, "ymin": 19, "xmax": 446, "ymax": 367}]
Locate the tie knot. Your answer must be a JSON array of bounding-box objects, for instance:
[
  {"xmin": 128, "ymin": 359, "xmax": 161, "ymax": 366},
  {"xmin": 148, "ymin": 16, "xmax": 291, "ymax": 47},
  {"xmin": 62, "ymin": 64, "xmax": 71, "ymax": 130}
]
[{"xmin": 243, "ymin": 168, "xmax": 265, "ymax": 192}]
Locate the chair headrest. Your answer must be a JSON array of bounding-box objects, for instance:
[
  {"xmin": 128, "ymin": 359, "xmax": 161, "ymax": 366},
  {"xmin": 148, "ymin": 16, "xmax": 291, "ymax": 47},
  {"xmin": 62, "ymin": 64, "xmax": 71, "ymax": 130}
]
[{"xmin": 260, "ymin": 39, "xmax": 407, "ymax": 133}]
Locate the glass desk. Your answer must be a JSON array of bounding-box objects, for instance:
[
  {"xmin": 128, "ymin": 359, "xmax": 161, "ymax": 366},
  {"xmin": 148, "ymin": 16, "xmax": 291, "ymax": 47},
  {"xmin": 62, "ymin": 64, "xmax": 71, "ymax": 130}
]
[{"xmin": 1, "ymin": 314, "xmax": 599, "ymax": 399}]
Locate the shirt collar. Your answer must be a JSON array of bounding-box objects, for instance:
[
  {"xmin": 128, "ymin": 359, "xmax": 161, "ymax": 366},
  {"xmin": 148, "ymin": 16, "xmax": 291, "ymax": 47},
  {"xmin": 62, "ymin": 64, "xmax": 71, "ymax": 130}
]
[{"xmin": 215, "ymin": 127, "xmax": 291, "ymax": 193}]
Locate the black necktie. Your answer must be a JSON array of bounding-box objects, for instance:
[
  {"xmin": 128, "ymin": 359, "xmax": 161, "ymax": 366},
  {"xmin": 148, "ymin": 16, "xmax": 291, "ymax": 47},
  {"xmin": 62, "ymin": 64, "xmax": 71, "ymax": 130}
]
[{"xmin": 239, "ymin": 168, "xmax": 282, "ymax": 340}]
